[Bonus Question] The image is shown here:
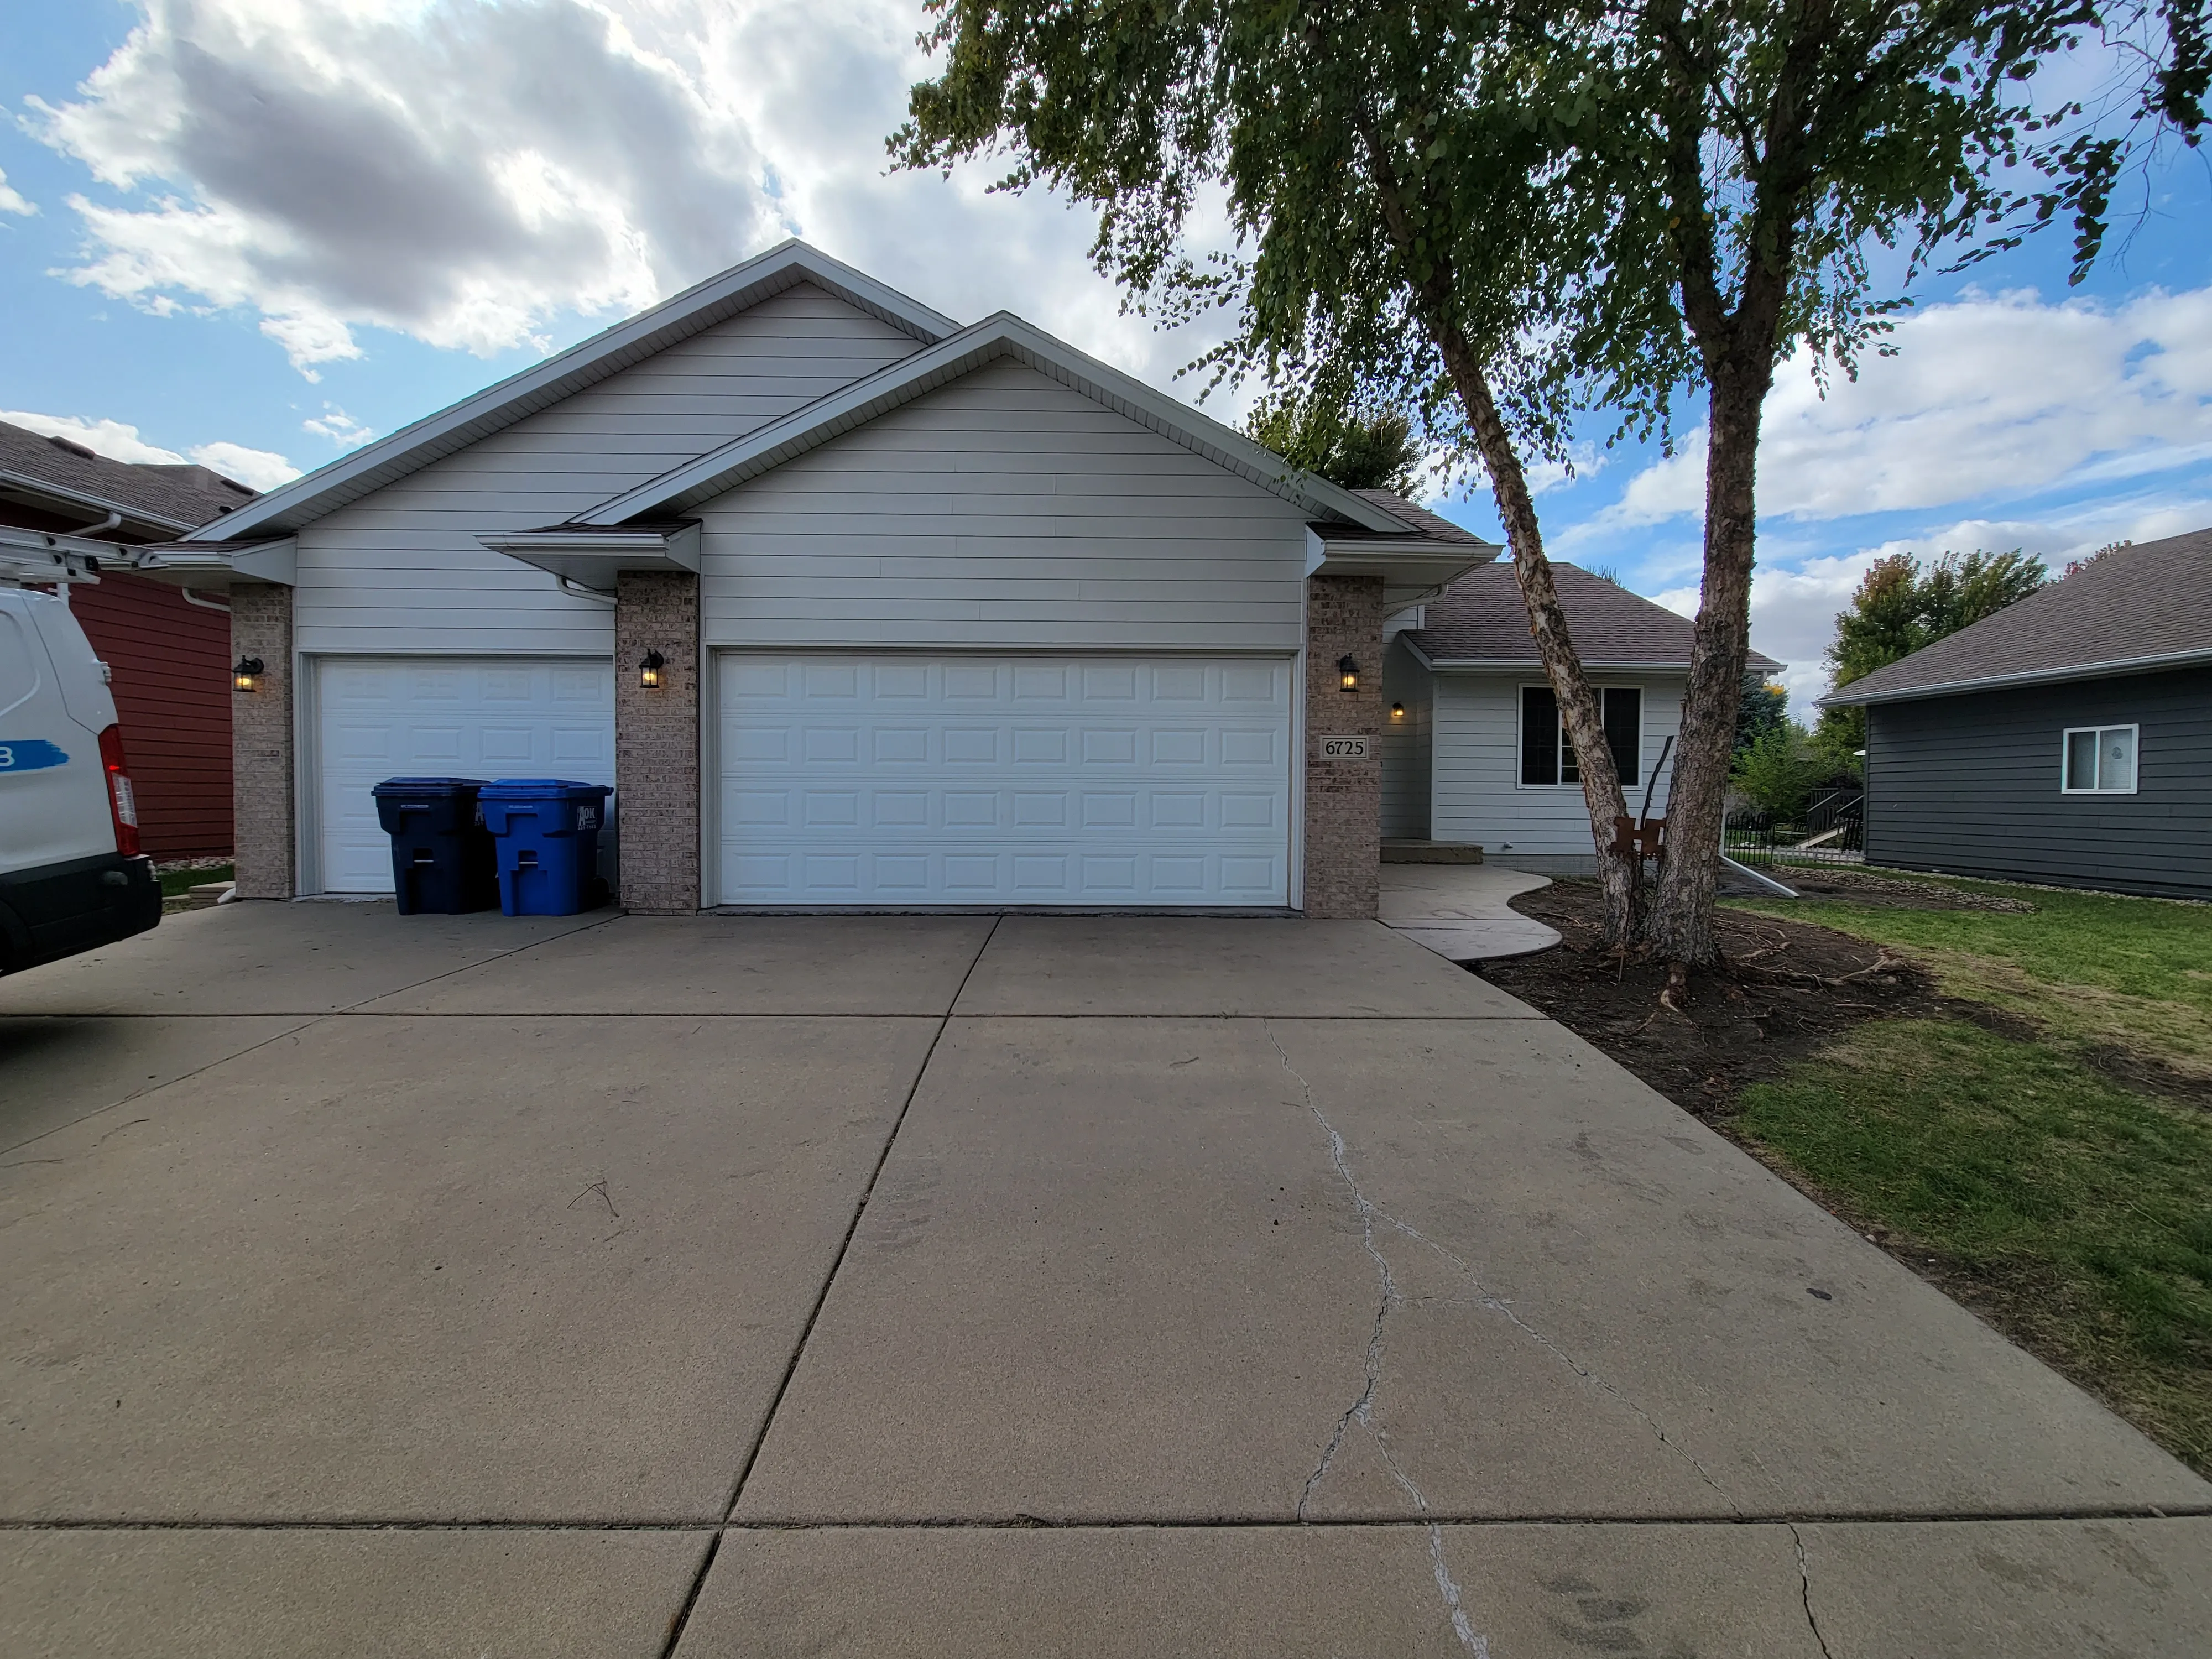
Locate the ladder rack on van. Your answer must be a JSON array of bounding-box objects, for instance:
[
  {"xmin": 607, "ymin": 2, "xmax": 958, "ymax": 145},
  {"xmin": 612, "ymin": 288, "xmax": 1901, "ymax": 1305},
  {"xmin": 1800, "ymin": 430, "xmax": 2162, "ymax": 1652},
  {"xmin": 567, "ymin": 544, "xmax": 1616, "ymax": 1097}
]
[{"xmin": 0, "ymin": 525, "xmax": 114, "ymax": 586}]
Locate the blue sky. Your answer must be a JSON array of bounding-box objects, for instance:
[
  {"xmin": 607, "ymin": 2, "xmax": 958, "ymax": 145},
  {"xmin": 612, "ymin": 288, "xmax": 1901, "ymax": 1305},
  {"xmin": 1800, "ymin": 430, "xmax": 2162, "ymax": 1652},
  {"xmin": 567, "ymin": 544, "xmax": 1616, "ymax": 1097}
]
[{"xmin": 4, "ymin": 1, "xmax": 2208, "ymax": 713}]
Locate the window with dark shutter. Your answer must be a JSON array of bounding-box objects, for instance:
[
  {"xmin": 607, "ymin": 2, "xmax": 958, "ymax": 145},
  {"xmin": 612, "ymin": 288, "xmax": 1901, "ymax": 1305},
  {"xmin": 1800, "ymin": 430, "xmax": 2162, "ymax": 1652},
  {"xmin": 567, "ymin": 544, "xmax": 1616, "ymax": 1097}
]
[
  {"xmin": 1520, "ymin": 686, "xmax": 1559, "ymax": 785},
  {"xmin": 1603, "ymin": 687, "xmax": 1642, "ymax": 786}
]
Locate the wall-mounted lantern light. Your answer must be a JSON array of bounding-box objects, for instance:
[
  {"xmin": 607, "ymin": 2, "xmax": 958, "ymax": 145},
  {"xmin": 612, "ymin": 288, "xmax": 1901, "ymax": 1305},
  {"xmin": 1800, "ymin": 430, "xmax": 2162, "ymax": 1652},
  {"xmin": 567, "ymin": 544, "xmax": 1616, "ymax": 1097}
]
[
  {"xmin": 1337, "ymin": 655, "xmax": 1360, "ymax": 693},
  {"xmin": 1390, "ymin": 701, "xmax": 1406, "ymax": 721},
  {"xmin": 639, "ymin": 650, "xmax": 666, "ymax": 690},
  {"xmin": 232, "ymin": 655, "xmax": 264, "ymax": 693}
]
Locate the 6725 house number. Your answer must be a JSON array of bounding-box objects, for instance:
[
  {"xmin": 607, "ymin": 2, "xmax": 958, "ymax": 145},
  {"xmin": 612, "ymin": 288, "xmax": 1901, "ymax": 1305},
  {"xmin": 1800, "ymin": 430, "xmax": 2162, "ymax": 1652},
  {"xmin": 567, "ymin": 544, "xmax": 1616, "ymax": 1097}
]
[{"xmin": 1318, "ymin": 735, "xmax": 1372, "ymax": 759}]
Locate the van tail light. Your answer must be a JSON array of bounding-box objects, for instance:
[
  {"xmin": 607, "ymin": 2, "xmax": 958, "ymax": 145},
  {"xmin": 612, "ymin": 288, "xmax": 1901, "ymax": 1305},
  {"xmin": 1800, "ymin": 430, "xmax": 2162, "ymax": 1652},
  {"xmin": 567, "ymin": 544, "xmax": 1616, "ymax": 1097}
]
[{"xmin": 98, "ymin": 724, "xmax": 141, "ymax": 857}]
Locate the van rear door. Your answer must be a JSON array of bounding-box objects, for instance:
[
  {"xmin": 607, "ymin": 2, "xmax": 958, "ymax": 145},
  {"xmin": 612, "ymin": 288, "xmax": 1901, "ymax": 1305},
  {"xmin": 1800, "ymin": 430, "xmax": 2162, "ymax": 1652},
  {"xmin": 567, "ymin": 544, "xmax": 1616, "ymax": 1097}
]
[{"xmin": 1, "ymin": 591, "xmax": 117, "ymax": 872}]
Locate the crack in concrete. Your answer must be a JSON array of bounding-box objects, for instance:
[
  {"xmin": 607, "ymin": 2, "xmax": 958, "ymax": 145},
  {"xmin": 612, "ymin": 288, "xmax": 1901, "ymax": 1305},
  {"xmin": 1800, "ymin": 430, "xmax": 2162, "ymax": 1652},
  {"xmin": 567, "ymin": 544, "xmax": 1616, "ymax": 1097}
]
[
  {"xmin": 1268, "ymin": 1022, "xmax": 1488, "ymax": 1656},
  {"xmin": 1787, "ymin": 1523, "xmax": 1836, "ymax": 1659},
  {"xmin": 1383, "ymin": 1209, "xmax": 1739, "ymax": 1513}
]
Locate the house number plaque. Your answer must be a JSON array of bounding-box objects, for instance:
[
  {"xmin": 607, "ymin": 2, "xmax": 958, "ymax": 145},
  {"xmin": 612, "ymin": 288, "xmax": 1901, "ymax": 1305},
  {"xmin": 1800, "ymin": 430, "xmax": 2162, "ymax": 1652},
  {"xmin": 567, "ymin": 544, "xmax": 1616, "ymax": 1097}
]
[{"xmin": 1318, "ymin": 735, "xmax": 1373, "ymax": 759}]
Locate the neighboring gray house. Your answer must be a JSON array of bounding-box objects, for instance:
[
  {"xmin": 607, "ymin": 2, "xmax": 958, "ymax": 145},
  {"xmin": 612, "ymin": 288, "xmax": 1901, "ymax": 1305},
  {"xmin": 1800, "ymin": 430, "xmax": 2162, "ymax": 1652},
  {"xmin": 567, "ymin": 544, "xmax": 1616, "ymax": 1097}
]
[
  {"xmin": 1385, "ymin": 562, "xmax": 1780, "ymax": 872},
  {"xmin": 1824, "ymin": 529, "xmax": 2211, "ymax": 900},
  {"xmin": 142, "ymin": 242, "xmax": 1504, "ymax": 919}
]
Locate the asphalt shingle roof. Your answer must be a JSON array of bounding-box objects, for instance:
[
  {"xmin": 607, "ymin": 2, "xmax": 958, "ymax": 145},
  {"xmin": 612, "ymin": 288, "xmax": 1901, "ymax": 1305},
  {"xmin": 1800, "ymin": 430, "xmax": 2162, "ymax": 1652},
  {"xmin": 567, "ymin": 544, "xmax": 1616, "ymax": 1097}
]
[
  {"xmin": 0, "ymin": 419, "xmax": 258, "ymax": 535},
  {"xmin": 1405, "ymin": 560, "xmax": 1782, "ymax": 670},
  {"xmin": 1350, "ymin": 488, "xmax": 1490, "ymax": 545},
  {"xmin": 1827, "ymin": 528, "xmax": 2212, "ymax": 703}
]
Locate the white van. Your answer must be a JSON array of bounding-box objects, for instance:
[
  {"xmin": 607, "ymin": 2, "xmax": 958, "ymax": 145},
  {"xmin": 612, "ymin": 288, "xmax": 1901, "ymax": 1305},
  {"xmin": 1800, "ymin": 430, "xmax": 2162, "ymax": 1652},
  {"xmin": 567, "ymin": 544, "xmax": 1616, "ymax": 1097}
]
[{"xmin": 1, "ymin": 566, "xmax": 162, "ymax": 972}]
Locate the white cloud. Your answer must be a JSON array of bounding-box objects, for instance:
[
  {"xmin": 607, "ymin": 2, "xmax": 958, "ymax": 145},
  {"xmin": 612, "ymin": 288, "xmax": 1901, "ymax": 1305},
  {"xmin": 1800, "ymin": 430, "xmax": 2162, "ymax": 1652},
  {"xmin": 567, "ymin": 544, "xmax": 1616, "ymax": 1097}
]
[
  {"xmin": 0, "ymin": 168, "xmax": 33, "ymax": 217},
  {"xmin": 302, "ymin": 406, "xmax": 374, "ymax": 448},
  {"xmin": 27, "ymin": 0, "xmax": 1229, "ymax": 389},
  {"xmin": 1610, "ymin": 286, "xmax": 2212, "ymax": 527},
  {"xmin": 1, "ymin": 408, "xmax": 299, "ymax": 492},
  {"xmin": 187, "ymin": 440, "xmax": 302, "ymax": 491}
]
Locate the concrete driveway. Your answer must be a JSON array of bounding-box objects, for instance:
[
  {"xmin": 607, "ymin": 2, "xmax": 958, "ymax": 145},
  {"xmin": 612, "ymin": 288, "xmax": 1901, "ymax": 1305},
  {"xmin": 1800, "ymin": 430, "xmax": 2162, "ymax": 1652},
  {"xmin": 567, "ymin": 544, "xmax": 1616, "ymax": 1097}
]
[{"xmin": 3, "ymin": 904, "xmax": 2206, "ymax": 1657}]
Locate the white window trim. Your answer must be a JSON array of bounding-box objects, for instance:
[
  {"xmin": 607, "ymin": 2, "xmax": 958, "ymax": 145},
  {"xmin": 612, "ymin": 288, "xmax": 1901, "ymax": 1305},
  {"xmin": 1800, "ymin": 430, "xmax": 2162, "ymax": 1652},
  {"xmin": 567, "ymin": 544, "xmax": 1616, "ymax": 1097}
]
[
  {"xmin": 1516, "ymin": 682, "xmax": 1645, "ymax": 791},
  {"xmin": 2059, "ymin": 723, "xmax": 2141, "ymax": 795}
]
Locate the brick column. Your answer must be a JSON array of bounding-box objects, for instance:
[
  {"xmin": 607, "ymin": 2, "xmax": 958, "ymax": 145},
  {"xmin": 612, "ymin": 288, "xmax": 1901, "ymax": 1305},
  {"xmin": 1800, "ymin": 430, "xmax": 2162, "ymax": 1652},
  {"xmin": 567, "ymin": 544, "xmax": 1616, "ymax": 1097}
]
[
  {"xmin": 229, "ymin": 582, "xmax": 295, "ymax": 899},
  {"xmin": 1302, "ymin": 573, "xmax": 1385, "ymax": 919},
  {"xmin": 614, "ymin": 571, "xmax": 701, "ymax": 913}
]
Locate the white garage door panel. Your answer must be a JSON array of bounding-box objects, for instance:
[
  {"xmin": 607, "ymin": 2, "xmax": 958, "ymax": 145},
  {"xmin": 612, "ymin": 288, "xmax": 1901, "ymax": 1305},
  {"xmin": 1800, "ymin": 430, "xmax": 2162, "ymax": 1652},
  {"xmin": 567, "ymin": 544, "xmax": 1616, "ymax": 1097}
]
[
  {"xmin": 718, "ymin": 655, "xmax": 1292, "ymax": 906},
  {"xmin": 316, "ymin": 656, "xmax": 614, "ymax": 894}
]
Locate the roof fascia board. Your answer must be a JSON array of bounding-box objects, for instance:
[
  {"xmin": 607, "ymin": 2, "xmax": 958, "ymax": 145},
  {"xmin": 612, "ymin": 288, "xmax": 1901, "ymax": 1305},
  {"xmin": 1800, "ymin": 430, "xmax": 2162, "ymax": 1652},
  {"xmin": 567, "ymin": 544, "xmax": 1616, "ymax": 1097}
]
[
  {"xmin": 580, "ymin": 315, "xmax": 1421, "ymax": 533},
  {"xmin": 0, "ymin": 468, "xmax": 197, "ymax": 535},
  {"xmin": 131, "ymin": 536, "xmax": 297, "ymax": 587},
  {"xmin": 193, "ymin": 242, "xmax": 960, "ymax": 544},
  {"xmin": 1824, "ymin": 646, "xmax": 2212, "ymax": 705}
]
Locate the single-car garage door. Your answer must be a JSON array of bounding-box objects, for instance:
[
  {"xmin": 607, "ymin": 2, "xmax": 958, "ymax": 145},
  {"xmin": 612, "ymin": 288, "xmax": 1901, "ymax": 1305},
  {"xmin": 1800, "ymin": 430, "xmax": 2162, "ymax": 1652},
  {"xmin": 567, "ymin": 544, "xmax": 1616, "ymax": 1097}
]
[
  {"xmin": 717, "ymin": 655, "xmax": 1292, "ymax": 906},
  {"xmin": 314, "ymin": 656, "xmax": 614, "ymax": 894}
]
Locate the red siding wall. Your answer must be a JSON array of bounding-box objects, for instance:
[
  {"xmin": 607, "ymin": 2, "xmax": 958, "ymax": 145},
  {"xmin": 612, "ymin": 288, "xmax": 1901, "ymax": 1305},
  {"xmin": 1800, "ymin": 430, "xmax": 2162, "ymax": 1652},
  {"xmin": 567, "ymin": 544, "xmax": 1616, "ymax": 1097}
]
[{"xmin": 66, "ymin": 574, "xmax": 234, "ymax": 858}]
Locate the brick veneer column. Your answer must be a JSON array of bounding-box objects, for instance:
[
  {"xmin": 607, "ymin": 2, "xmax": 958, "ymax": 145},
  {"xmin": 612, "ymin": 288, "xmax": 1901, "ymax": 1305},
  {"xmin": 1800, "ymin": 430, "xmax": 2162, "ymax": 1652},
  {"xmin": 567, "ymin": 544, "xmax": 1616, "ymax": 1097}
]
[
  {"xmin": 1302, "ymin": 573, "xmax": 1385, "ymax": 919},
  {"xmin": 615, "ymin": 571, "xmax": 701, "ymax": 913},
  {"xmin": 229, "ymin": 582, "xmax": 295, "ymax": 899}
]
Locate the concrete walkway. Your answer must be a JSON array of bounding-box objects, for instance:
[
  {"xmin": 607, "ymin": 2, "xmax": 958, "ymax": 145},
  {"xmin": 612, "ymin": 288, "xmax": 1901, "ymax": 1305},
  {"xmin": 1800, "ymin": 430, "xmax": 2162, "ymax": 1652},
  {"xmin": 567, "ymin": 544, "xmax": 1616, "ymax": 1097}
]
[
  {"xmin": 3, "ymin": 904, "xmax": 2206, "ymax": 1656},
  {"xmin": 1381, "ymin": 862, "xmax": 1562, "ymax": 960}
]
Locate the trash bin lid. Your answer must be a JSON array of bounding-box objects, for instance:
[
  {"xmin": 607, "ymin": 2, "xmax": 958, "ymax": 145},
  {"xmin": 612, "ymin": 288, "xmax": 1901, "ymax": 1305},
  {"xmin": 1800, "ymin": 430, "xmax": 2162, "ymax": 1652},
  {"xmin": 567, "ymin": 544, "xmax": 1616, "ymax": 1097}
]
[
  {"xmin": 479, "ymin": 778, "xmax": 612, "ymax": 800},
  {"xmin": 371, "ymin": 776, "xmax": 488, "ymax": 795}
]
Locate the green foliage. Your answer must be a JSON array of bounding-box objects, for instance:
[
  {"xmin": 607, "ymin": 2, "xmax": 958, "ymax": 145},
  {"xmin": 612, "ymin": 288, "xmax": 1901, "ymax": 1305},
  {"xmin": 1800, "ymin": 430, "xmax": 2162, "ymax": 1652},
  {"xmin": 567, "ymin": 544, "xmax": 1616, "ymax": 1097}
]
[
  {"xmin": 1739, "ymin": 1018, "xmax": 2212, "ymax": 1469},
  {"xmin": 1733, "ymin": 672, "xmax": 1789, "ymax": 760},
  {"xmin": 1245, "ymin": 388, "xmax": 1423, "ymax": 494},
  {"xmin": 1827, "ymin": 548, "xmax": 2048, "ymax": 691},
  {"xmin": 2065, "ymin": 538, "xmax": 2132, "ymax": 577},
  {"xmin": 1730, "ymin": 723, "xmax": 1821, "ymax": 815},
  {"xmin": 1806, "ymin": 712, "xmax": 1866, "ymax": 780}
]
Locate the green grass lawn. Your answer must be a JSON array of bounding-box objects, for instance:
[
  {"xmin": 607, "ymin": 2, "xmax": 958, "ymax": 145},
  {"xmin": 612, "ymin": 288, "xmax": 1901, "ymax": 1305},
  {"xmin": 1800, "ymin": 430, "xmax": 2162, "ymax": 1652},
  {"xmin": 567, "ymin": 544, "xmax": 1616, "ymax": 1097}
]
[
  {"xmin": 1722, "ymin": 872, "xmax": 2212, "ymax": 1470},
  {"xmin": 1730, "ymin": 874, "xmax": 2212, "ymax": 1078},
  {"xmin": 157, "ymin": 863, "xmax": 233, "ymax": 899},
  {"xmin": 1738, "ymin": 1018, "xmax": 2212, "ymax": 1470}
]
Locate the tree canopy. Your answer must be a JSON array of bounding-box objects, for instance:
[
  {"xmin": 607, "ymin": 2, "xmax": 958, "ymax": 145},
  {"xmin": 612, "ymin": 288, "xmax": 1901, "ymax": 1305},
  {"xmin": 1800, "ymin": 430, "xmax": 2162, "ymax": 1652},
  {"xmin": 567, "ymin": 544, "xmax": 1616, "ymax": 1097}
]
[
  {"xmin": 1244, "ymin": 388, "xmax": 1425, "ymax": 495},
  {"xmin": 896, "ymin": 0, "xmax": 2203, "ymax": 963}
]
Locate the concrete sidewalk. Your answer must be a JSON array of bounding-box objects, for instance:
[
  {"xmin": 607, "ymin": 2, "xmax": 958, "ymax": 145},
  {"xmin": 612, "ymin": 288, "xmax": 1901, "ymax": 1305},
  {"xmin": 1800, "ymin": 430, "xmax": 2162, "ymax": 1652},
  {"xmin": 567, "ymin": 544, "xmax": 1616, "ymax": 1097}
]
[
  {"xmin": 1380, "ymin": 862, "xmax": 1561, "ymax": 961},
  {"xmin": 3, "ymin": 903, "xmax": 2205, "ymax": 1656}
]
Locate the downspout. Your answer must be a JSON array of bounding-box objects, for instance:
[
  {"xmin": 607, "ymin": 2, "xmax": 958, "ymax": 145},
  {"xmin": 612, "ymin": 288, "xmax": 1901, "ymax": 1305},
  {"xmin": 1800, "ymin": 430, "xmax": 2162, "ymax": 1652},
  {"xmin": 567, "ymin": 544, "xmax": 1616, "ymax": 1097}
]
[
  {"xmin": 180, "ymin": 587, "xmax": 232, "ymax": 612},
  {"xmin": 558, "ymin": 576, "xmax": 618, "ymax": 606}
]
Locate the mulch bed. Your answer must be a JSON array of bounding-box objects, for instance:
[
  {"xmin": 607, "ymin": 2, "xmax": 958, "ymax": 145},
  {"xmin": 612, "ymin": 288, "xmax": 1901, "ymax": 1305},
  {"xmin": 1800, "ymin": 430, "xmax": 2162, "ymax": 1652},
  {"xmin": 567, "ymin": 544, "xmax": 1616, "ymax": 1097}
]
[{"xmin": 1474, "ymin": 879, "xmax": 1945, "ymax": 1127}]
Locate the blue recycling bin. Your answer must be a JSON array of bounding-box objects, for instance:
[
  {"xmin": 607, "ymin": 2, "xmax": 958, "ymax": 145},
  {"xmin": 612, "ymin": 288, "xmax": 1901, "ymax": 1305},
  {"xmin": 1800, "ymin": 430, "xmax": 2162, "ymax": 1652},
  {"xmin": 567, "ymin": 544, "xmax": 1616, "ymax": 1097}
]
[
  {"xmin": 370, "ymin": 778, "xmax": 497, "ymax": 915},
  {"xmin": 478, "ymin": 779, "xmax": 612, "ymax": 916}
]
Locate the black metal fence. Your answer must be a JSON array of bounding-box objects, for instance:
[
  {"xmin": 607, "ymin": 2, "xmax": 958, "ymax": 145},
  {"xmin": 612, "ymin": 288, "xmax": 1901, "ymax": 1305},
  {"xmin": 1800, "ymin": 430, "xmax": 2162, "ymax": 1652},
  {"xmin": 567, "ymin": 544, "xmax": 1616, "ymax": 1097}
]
[{"xmin": 1724, "ymin": 789, "xmax": 1864, "ymax": 868}]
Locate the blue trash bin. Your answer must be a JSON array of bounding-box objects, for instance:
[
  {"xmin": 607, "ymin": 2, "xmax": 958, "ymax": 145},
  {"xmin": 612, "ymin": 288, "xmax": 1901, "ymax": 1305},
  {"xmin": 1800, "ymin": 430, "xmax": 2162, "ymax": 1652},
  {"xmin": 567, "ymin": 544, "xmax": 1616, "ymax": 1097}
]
[
  {"xmin": 478, "ymin": 780, "xmax": 612, "ymax": 916},
  {"xmin": 370, "ymin": 778, "xmax": 497, "ymax": 915}
]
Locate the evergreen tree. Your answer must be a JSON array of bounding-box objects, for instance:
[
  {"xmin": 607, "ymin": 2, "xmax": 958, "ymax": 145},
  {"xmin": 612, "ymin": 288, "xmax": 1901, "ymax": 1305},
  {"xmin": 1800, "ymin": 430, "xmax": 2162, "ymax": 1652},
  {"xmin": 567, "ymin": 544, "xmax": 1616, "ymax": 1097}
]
[{"xmin": 1246, "ymin": 389, "xmax": 1424, "ymax": 495}]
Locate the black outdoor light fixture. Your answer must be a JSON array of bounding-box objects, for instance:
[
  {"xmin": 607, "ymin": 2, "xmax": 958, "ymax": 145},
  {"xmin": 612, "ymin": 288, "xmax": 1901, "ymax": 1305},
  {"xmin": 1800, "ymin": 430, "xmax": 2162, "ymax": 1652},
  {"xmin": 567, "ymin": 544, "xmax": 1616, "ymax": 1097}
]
[
  {"xmin": 639, "ymin": 650, "xmax": 666, "ymax": 690},
  {"xmin": 232, "ymin": 655, "xmax": 264, "ymax": 693},
  {"xmin": 1338, "ymin": 654, "xmax": 1360, "ymax": 693},
  {"xmin": 1390, "ymin": 701, "xmax": 1406, "ymax": 721}
]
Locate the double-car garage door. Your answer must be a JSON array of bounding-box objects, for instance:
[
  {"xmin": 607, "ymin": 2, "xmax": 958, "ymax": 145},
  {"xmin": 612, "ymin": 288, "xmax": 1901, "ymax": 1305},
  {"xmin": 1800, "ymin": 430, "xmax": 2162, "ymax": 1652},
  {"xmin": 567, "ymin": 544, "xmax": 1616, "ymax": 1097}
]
[
  {"xmin": 717, "ymin": 654, "xmax": 1292, "ymax": 907},
  {"xmin": 311, "ymin": 653, "xmax": 1293, "ymax": 906}
]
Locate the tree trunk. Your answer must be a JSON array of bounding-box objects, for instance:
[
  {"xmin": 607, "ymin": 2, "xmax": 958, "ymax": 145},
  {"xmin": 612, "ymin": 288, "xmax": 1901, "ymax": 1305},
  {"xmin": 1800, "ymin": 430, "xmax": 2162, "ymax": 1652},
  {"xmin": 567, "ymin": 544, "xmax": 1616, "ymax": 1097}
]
[
  {"xmin": 1432, "ymin": 326, "xmax": 1643, "ymax": 946},
  {"xmin": 1644, "ymin": 354, "xmax": 1765, "ymax": 964}
]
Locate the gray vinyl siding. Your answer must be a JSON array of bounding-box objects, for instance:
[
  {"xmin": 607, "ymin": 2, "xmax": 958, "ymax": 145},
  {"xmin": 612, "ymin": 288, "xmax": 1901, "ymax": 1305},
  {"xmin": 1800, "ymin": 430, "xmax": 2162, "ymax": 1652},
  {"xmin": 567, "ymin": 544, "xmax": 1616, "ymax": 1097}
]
[
  {"xmin": 1381, "ymin": 634, "xmax": 1432, "ymax": 838},
  {"xmin": 1431, "ymin": 671, "xmax": 1685, "ymax": 869},
  {"xmin": 291, "ymin": 284, "xmax": 922, "ymax": 655},
  {"xmin": 1864, "ymin": 667, "xmax": 2211, "ymax": 898},
  {"xmin": 695, "ymin": 363, "xmax": 1311, "ymax": 651}
]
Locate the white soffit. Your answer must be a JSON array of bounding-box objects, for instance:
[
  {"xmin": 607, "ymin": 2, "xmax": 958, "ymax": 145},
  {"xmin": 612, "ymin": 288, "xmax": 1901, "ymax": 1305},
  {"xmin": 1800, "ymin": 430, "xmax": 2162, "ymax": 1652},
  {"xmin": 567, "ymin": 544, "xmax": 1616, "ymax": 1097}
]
[{"xmin": 476, "ymin": 523, "xmax": 702, "ymax": 594}]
